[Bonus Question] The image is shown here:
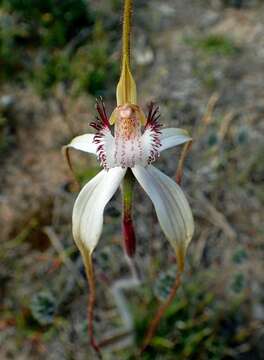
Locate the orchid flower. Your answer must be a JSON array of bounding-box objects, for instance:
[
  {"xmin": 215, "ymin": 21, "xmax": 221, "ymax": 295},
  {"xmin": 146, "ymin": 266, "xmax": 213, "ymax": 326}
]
[
  {"xmin": 65, "ymin": 12, "xmax": 195, "ymax": 273},
  {"xmin": 66, "ymin": 98, "xmax": 194, "ymax": 270},
  {"xmin": 64, "ymin": 0, "xmax": 194, "ymax": 353}
]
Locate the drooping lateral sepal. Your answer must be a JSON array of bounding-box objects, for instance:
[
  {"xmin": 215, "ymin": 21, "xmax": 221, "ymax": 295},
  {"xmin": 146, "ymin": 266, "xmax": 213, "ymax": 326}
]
[
  {"xmin": 72, "ymin": 168, "xmax": 126, "ymax": 255},
  {"xmin": 132, "ymin": 165, "xmax": 194, "ymax": 272}
]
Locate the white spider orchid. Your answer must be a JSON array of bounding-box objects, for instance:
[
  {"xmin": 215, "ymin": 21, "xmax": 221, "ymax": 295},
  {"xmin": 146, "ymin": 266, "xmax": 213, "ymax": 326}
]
[
  {"xmin": 64, "ymin": 0, "xmax": 195, "ymax": 352},
  {"xmin": 66, "ymin": 91, "xmax": 194, "ymax": 271}
]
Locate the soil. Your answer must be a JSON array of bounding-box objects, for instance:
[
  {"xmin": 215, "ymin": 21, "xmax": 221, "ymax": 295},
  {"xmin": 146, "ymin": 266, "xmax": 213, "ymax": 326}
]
[{"xmin": 1, "ymin": 0, "xmax": 264, "ymax": 359}]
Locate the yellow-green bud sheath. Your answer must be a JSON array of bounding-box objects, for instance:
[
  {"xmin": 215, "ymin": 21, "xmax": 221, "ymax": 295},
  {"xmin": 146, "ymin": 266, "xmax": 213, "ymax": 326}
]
[
  {"xmin": 116, "ymin": 61, "xmax": 137, "ymax": 106},
  {"xmin": 116, "ymin": 0, "xmax": 137, "ymax": 106}
]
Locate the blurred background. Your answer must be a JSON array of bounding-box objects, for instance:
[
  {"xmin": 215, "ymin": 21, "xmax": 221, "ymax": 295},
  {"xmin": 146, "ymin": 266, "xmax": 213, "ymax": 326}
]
[{"xmin": 0, "ymin": 0, "xmax": 263, "ymax": 359}]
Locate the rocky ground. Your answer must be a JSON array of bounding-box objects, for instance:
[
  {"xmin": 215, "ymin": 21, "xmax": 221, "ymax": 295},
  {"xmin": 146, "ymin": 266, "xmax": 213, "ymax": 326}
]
[{"xmin": 1, "ymin": 0, "xmax": 264, "ymax": 359}]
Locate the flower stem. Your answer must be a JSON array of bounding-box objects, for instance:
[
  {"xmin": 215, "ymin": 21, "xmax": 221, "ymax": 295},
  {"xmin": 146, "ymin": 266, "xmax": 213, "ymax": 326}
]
[
  {"xmin": 122, "ymin": 0, "xmax": 132, "ymax": 68},
  {"xmin": 82, "ymin": 250, "xmax": 102, "ymax": 358},
  {"xmin": 121, "ymin": 169, "xmax": 136, "ymax": 257},
  {"xmin": 140, "ymin": 272, "xmax": 182, "ymax": 353}
]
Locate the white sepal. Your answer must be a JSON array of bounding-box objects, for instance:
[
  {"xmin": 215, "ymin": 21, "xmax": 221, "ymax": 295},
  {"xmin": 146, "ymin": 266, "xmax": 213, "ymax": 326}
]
[
  {"xmin": 160, "ymin": 128, "xmax": 191, "ymax": 152},
  {"xmin": 72, "ymin": 167, "xmax": 126, "ymax": 254},
  {"xmin": 132, "ymin": 165, "xmax": 194, "ymax": 271},
  {"xmin": 66, "ymin": 134, "xmax": 97, "ymax": 154}
]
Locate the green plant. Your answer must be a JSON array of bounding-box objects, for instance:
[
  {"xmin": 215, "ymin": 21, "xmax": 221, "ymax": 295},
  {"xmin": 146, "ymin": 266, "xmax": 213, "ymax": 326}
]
[
  {"xmin": 131, "ymin": 270, "xmax": 251, "ymax": 359},
  {"xmin": 30, "ymin": 290, "xmax": 57, "ymax": 326},
  {"xmin": 185, "ymin": 34, "xmax": 240, "ymax": 56}
]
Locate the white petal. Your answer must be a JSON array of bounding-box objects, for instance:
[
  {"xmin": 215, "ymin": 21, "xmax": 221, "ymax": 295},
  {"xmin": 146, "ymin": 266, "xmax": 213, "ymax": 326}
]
[
  {"xmin": 160, "ymin": 128, "xmax": 191, "ymax": 152},
  {"xmin": 72, "ymin": 167, "xmax": 126, "ymax": 254},
  {"xmin": 132, "ymin": 165, "xmax": 194, "ymax": 271},
  {"xmin": 66, "ymin": 134, "xmax": 97, "ymax": 154}
]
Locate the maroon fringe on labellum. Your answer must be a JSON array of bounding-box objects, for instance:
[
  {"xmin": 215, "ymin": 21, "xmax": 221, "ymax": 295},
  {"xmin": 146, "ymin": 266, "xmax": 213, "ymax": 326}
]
[
  {"xmin": 145, "ymin": 102, "xmax": 162, "ymax": 164},
  {"xmin": 145, "ymin": 102, "xmax": 162, "ymax": 131},
  {"xmin": 90, "ymin": 97, "xmax": 111, "ymax": 169},
  {"xmin": 90, "ymin": 96, "xmax": 110, "ymax": 130}
]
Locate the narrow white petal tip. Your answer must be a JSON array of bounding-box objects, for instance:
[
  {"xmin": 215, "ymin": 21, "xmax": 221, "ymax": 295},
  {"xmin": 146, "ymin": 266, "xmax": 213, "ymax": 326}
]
[
  {"xmin": 66, "ymin": 134, "xmax": 97, "ymax": 154},
  {"xmin": 160, "ymin": 128, "xmax": 192, "ymax": 152},
  {"xmin": 72, "ymin": 167, "xmax": 126, "ymax": 254},
  {"xmin": 132, "ymin": 165, "xmax": 194, "ymax": 271}
]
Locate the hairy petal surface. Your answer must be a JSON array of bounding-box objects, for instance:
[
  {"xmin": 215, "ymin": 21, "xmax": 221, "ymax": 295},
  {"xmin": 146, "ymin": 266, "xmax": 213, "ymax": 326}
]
[
  {"xmin": 160, "ymin": 128, "xmax": 191, "ymax": 152},
  {"xmin": 93, "ymin": 127, "xmax": 116, "ymax": 169},
  {"xmin": 72, "ymin": 168, "xmax": 126, "ymax": 254},
  {"xmin": 66, "ymin": 134, "xmax": 97, "ymax": 154},
  {"xmin": 132, "ymin": 165, "xmax": 194, "ymax": 271}
]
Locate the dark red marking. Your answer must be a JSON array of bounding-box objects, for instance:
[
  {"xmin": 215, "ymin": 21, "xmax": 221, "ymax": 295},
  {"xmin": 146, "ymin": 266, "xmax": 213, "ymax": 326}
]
[{"xmin": 122, "ymin": 216, "xmax": 136, "ymax": 257}]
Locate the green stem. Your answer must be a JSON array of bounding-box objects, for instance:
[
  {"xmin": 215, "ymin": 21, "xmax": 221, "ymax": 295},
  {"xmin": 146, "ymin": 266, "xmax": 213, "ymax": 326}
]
[
  {"xmin": 122, "ymin": 169, "xmax": 134, "ymax": 211},
  {"xmin": 121, "ymin": 169, "xmax": 136, "ymax": 257},
  {"xmin": 122, "ymin": 0, "xmax": 133, "ymax": 68}
]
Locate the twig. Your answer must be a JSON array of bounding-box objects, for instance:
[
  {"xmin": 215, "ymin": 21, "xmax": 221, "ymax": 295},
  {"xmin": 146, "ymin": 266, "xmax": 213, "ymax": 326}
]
[
  {"xmin": 201, "ymin": 92, "xmax": 219, "ymax": 125},
  {"xmin": 196, "ymin": 193, "xmax": 237, "ymax": 241},
  {"xmin": 175, "ymin": 140, "xmax": 193, "ymax": 185},
  {"xmin": 55, "ymin": 97, "xmax": 76, "ymax": 137},
  {"xmin": 43, "ymin": 226, "xmax": 84, "ymax": 288},
  {"xmin": 62, "ymin": 146, "xmax": 81, "ymax": 191},
  {"xmin": 65, "ymin": 28, "xmax": 91, "ymax": 57},
  {"xmin": 95, "ymin": 256, "xmax": 141, "ymax": 351},
  {"xmin": 98, "ymin": 330, "xmax": 133, "ymax": 348},
  {"xmin": 140, "ymin": 272, "xmax": 181, "ymax": 353},
  {"xmin": 192, "ymin": 228, "xmax": 210, "ymax": 266},
  {"xmin": 219, "ymin": 111, "xmax": 235, "ymax": 141}
]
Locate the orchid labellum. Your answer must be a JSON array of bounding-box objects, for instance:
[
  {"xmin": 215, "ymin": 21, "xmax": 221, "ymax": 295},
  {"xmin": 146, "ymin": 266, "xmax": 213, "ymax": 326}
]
[{"xmin": 64, "ymin": 0, "xmax": 194, "ymax": 354}]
